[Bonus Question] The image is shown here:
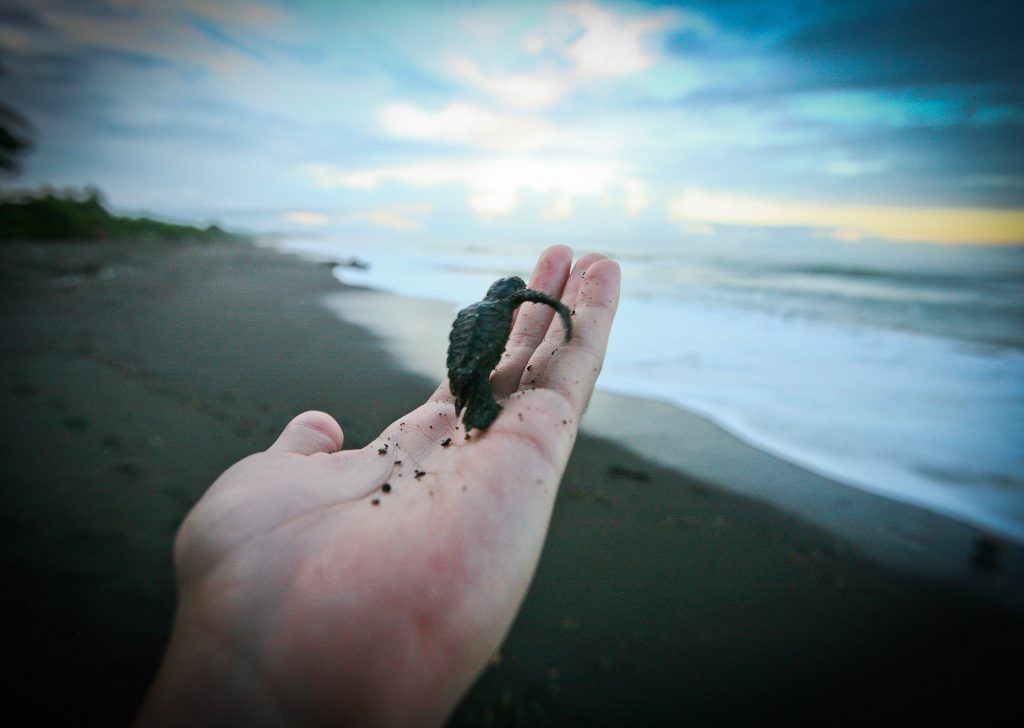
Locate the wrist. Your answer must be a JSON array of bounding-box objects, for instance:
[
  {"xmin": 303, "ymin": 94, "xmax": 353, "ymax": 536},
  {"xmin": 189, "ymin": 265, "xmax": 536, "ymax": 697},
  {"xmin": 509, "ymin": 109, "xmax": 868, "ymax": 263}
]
[
  {"xmin": 135, "ymin": 614, "xmax": 290, "ymax": 727},
  {"xmin": 136, "ymin": 598, "xmax": 480, "ymax": 728}
]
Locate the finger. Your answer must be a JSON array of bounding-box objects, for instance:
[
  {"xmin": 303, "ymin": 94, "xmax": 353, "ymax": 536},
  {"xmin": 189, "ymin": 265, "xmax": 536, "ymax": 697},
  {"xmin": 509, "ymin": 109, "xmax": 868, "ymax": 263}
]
[
  {"xmin": 267, "ymin": 410, "xmax": 345, "ymax": 455},
  {"xmin": 534, "ymin": 259, "xmax": 620, "ymax": 416},
  {"xmin": 429, "ymin": 376, "xmax": 454, "ymax": 405},
  {"xmin": 490, "ymin": 245, "xmax": 573, "ymax": 398},
  {"xmin": 559, "ymin": 252, "xmax": 609, "ymax": 318},
  {"xmin": 519, "ymin": 252, "xmax": 607, "ymax": 387}
]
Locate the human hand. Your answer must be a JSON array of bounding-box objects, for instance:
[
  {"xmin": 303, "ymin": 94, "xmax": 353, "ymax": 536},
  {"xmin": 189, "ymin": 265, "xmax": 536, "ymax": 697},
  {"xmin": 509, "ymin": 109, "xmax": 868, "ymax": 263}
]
[{"xmin": 137, "ymin": 246, "xmax": 620, "ymax": 727}]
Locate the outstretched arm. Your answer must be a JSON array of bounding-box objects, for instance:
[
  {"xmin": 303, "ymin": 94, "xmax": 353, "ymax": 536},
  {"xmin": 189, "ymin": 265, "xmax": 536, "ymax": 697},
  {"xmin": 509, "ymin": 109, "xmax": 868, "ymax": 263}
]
[{"xmin": 136, "ymin": 245, "xmax": 620, "ymax": 728}]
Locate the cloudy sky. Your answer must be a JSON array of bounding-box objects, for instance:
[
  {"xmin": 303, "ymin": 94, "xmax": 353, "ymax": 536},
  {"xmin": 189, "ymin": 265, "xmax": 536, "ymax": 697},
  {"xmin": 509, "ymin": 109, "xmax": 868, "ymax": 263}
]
[{"xmin": 1, "ymin": 0, "xmax": 1022, "ymax": 245}]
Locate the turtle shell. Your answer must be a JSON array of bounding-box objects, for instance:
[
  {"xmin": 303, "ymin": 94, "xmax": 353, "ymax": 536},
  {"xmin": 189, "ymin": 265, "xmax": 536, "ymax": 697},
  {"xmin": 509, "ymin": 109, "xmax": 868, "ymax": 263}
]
[{"xmin": 447, "ymin": 300, "xmax": 514, "ymax": 413}]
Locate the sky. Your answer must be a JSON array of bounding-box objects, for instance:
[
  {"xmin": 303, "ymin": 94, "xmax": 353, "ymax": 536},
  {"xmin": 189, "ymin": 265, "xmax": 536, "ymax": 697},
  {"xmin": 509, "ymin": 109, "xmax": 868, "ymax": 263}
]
[{"xmin": 1, "ymin": 0, "xmax": 1022, "ymax": 246}]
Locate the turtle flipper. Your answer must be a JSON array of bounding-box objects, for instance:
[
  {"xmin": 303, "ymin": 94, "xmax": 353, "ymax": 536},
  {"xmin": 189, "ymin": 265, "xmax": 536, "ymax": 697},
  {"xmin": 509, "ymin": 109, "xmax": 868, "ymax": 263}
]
[
  {"xmin": 512, "ymin": 290, "xmax": 573, "ymax": 342},
  {"xmin": 461, "ymin": 375, "xmax": 502, "ymax": 431}
]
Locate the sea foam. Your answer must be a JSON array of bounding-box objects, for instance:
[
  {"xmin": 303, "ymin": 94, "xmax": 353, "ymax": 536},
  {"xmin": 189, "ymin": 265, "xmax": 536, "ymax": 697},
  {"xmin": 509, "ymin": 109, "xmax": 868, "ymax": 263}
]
[{"xmin": 273, "ymin": 236, "xmax": 1024, "ymax": 541}]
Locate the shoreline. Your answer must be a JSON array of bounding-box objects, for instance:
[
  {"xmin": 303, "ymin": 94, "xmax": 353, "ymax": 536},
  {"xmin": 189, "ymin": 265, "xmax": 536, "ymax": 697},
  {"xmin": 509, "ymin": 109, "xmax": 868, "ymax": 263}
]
[
  {"xmin": 304, "ymin": 241, "xmax": 1024, "ymax": 548},
  {"xmin": 315, "ymin": 262, "xmax": 1023, "ymax": 593},
  {"xmin": 2, "ymin": 238, "xmax": 1021, "ymax": 724},
  {"xmin": 583, "ymin": 390, "xmax": 1022, "ymax": 585}
]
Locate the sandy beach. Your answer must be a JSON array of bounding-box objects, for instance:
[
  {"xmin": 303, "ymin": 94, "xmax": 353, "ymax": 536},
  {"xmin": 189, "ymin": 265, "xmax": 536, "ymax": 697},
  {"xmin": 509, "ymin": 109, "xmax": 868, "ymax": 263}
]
[{"xmin": 2, "ymin": 239, "xmax": 1021, "ymax": 725}]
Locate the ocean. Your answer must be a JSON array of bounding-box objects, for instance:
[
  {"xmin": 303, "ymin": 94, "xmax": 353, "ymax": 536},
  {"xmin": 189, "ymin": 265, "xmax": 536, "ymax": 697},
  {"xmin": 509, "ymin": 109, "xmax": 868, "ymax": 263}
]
[{"xmin": 269, "ymin": 234, "xmax": 1024, "ymax": 542}]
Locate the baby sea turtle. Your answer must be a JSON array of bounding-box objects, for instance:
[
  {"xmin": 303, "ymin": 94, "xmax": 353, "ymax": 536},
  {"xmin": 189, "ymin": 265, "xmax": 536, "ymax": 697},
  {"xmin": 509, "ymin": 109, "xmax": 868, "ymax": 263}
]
[{"xmin": 447, "ymin": 276, "xmax": 572, "ymax": 431}]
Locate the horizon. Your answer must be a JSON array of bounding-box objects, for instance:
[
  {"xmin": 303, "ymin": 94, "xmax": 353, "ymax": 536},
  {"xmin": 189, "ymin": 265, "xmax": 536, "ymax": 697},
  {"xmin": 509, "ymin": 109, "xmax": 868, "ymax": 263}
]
[{"xmin": 1, "ymin": 0, "xmax": 1022, "ymax": 247}]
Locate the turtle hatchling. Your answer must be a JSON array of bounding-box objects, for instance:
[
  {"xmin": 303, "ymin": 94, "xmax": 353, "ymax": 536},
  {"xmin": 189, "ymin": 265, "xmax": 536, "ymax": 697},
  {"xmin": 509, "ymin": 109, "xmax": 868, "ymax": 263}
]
[{"xmin": 447, "ymin": 276, "xmax": 572, "ymax": 431}]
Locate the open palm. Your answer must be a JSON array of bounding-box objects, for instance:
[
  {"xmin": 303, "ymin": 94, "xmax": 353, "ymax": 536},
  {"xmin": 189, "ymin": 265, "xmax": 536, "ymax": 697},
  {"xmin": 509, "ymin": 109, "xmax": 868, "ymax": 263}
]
[{"xmin": 138, "ymin": 247, "xmax": 620, "ymax": 727}]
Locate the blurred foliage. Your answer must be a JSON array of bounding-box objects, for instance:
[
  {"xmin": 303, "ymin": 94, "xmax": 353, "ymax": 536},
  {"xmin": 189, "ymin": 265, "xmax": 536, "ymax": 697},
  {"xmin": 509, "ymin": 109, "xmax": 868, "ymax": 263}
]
[
  {"xmin": 0, "ymin": 102, "xmax": 33, "ymax": 174},
  {"xmin": 0, "ymin": 187, "xmax": 243, "ymax": 242},
  {"xmin": 0, "ymin": 61, "xmax": 34, "ymax": 174}
]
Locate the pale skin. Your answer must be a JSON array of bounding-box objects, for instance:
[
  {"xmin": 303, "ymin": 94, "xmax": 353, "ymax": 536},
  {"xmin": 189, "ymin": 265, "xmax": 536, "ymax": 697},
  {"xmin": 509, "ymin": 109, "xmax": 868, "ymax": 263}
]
[{"xmin": 136, "ymin": 246, "xmax": 621, "ymax": 727}]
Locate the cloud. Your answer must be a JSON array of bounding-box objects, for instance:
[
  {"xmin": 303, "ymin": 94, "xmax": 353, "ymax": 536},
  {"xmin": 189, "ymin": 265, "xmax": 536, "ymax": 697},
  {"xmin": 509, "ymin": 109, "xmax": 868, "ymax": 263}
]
[
  {"xmin": 26, "ymin": 2, "xmax": 221, "ymax": 70},
  {"xmin": 682, "ymin": 221, "xmax": 714, "ymax": 235},
  {"xmin": 0, "ymin": 4, "xmax": 46, "ymax": 31},
  {"xmin": 448, "ymin": 57, "xmax": 566, "ymax": 109},
  {"xmin": 4, "ymin": 0, "xmax": 349, "ymax": 126},
  {"xmin": 522, "ymin": 33, "xmax": 545, "ymax": 54},
  {"xmin": 346, "ymin": 203, "xmax": 433, "ymax": 232},
  {"xmin": 283, "ymin": 210, "xmax": 328, "ymax": 226},
  {"xmin": 306, "ymin": 157, "xmax": 624, "ymax": 219},
  {"xmin": 622, "ymin": 178, "xmax": 649, "ymax": 215},
  {"xmin": 667, "ymin": 188, "xmax": 1024, "ymax": 244},
  {"xmin": 822, "ymin": 157, "xmax": 888, "ymax": 178},
  {"xmin": 444, "ymin": 1, "xmax": 707, "ymax": 107},
  {"xmin": 564, "ymin": 0, "xmax": 673, "ymax": 77},
  {"xmin": 6, "ymin": 0, "xmax": 1020, "ymax": 244},
  {"xmin": 787, "ymin": 89, "xmax": 1018, "ymax": 129},
  {"xmin": 183, "ymin": 0, "xmax": 281, "ymax": 31},
  {"xmin": 543, "ymin": 195, "xmax": 574, "ymax": 220},
  {"xmin": 275, "ymin": 205, "xmax": 437, "ymax": 233},
  {"xmin": 380, "ymin": 101, "xmax": 557, "ymax": 152},
  {"xmin": 963, "ymin": 174, "xmax": 1024, "ymax": 189}
]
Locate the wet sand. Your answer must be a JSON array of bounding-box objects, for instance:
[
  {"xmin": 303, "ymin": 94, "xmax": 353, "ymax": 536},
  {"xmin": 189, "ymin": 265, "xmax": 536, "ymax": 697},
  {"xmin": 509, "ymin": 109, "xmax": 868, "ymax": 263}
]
[{"xmin": 1, "ymin": 239, "xmax": 1021, "ymax": 725}]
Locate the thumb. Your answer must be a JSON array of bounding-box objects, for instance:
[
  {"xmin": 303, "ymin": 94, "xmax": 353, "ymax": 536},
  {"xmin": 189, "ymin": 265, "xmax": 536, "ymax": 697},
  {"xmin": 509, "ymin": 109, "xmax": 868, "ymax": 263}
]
[{"xmin": 268, "ymin": 410, "xmax": 344, "ymax": 455}]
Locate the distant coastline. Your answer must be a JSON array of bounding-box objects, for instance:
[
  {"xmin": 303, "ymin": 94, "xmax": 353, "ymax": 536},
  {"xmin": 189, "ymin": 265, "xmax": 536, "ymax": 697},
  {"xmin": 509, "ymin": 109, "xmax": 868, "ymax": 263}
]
[{"xmin": 0, "ymin": 187, "xmax": 244, "ymax": 243}]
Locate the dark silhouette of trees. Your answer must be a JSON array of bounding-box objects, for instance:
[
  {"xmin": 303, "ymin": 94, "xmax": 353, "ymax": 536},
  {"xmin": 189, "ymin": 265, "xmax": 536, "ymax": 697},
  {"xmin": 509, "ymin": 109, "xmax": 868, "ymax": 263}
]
[{"xmin": 0, "ymin": 63, "xmax": 33, "ymax": 174}]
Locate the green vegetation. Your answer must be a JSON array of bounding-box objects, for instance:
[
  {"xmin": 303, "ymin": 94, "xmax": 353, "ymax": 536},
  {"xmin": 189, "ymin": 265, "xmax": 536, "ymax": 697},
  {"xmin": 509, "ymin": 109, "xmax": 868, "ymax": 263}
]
[
  {"xmin": 0, "ymin": 188, "xmax": 243, "ymax": 242},
  {"xmin": 0, "ymin": 102, "xmax": 32, "ymax": 174},
  {"xmin": 0, "ymin": 65, "xmax": 33, "ymax": 175}
]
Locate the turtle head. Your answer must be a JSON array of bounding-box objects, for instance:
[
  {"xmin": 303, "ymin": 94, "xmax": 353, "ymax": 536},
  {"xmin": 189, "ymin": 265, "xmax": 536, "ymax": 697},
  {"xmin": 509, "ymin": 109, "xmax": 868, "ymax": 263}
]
[{"xmin": 484, "ymin": 276, "xmax": 526, "ymax": 301}]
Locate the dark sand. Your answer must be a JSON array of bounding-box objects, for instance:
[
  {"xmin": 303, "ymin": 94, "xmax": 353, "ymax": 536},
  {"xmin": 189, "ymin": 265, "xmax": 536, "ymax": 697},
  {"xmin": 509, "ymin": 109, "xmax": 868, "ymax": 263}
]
[{"xmin": 1, "ymin": 239, "xmax": 1021, "ymax": 726}]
